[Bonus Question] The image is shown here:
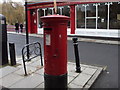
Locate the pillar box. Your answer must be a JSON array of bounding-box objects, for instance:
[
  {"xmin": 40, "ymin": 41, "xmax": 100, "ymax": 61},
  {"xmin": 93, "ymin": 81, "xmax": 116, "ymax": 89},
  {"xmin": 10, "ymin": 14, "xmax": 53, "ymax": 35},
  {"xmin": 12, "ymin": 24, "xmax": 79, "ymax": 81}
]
[{"xmin": 40, "ymin": 15, "xmax": 69, "ymax": 89}]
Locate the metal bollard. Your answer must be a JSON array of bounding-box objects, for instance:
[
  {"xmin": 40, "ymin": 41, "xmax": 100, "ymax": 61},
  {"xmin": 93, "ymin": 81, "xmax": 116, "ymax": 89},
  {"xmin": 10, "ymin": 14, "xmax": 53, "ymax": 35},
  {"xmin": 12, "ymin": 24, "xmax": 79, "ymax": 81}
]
[
  {"xmin": 73, "ymin": 37, "xmax": 81, "ymax": 73},
  {"xmin": 9, "ymin": 43, "xmax": 16, "ymax": 66},
  {"xmin": 0, "ymin": 14, "xmax": 8, "ymax": 65}
]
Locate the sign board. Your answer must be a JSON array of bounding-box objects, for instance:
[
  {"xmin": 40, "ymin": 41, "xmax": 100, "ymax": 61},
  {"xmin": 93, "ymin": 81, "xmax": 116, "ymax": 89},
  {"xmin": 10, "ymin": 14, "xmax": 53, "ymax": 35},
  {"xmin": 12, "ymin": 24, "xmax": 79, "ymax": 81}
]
[
  {"xmin": 117, "ymin": 14, "xmax": 120, "ymax": 20},
  {"xmin": 0, "ymin": 20, "xmax": 5, "ymax": 24}
]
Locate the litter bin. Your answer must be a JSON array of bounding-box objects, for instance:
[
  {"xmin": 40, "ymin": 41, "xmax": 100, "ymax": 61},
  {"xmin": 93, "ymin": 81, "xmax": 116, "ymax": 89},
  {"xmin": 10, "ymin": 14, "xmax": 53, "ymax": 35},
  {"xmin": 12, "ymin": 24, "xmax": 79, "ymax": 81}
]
[{"xmin": 0, "ymin": 14, "xmax": 8, "ymax": 65}]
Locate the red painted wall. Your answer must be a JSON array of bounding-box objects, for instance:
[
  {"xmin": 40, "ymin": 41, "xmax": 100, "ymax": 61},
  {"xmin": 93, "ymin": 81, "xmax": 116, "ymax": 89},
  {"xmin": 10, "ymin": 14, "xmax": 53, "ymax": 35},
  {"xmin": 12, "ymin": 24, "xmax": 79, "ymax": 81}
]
[
  {"xmin": 70, "ymin": 5, "xmax": 76, "ymax": 34},
  {"xmin": 27, "ymin": 9, "xmax": 38, "ymax": 34},
  {"xmin": 27, "ymin": 1, "xmax": 119, "ymax": 34},
  {"xmin": 27, "ymin": 10, "xmax": 31, "ymax": 33}
]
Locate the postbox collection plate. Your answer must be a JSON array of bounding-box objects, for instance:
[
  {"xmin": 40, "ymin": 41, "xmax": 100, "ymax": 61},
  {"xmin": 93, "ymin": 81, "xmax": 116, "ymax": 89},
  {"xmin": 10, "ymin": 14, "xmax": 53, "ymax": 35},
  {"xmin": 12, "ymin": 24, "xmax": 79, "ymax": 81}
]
[{"xmin": 45, "ymin": 34, "xmax": 51, "ymax": 46}]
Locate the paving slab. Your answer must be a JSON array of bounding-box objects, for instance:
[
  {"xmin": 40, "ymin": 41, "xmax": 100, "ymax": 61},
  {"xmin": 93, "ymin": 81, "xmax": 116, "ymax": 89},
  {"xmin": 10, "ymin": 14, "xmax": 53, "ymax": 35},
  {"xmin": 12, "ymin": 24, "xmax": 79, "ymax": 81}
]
[
  {"xmin": 68, "ymin": 70, "xmax": 79, "ymax": 77},
  {"xmin": 84, "ymin": 68, "xmax": 103, "ymax": 88},
  {"xmin": 35, "ymin": 63, "xmax": 103, "ymax": 88},
  {"xmin": 68, "ymin": 76, "xmax": 75, "ymax": 84},
  {"xmin": 0, "ymin": 66, "xmax": 19, "ymax": 79},
  {"xmin": 10, "ymin": 88, "xmax": 33, "ymax": 90},
  {"xmin": 16, "ymin": 57, "xmax": 43, "ymax": 69},
  {"xmin": 0, "ymin": 73, "xmax": 24, "ymax": 87},
  {"xmin": 82, "ymin": 68, "xmax": 97, "ymax": 75},
  {"xmin": 10, "ymin": 73, "xmax": 43, "ymax": 88},
  {"xmin": 70, "ymin": 73, "xmax": 92, "ymax": 87},
  {"xmin": 68, "ymin": 83, "xmax": 83, "ymax": 89},
  {"xmin": 0, "ymin": 61, "xmax": 103, "ymax": 89},
  {"xmin": 68, "ymin": 63, "xmax": 86, "ymax": 72},
  {"xmin": 35, "ymin": 82, "xmax": 44, "ymax": 88},
  {"xmin": 35, "ymin": 68, "xmax": 44, "ymax": 76},
  {"xmin": 29, "ymin": 60, "xmax": 42, "ymax": 67},
  {"xmin": 17, "ymin": 59, "xmax": 38, "ymax": 66},
  {"xmin": 14, "ymin": 66, "xmax": 38, "ymax": 76}
]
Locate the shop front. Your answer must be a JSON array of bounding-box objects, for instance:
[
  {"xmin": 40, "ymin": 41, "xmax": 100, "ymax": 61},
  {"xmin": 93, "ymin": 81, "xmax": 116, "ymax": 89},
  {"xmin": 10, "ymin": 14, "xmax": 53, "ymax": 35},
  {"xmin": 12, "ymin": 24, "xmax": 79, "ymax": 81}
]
[{"xmin": 27, "ymin": 0, "xmax": 120, "ymax": 38}]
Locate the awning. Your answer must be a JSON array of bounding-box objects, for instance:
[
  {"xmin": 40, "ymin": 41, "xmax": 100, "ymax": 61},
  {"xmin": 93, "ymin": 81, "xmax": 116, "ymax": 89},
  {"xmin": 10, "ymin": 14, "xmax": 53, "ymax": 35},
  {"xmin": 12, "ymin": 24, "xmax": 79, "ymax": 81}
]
[
  {"xmin": 27, "ymin": 0, "xmax": 120, "ymax": 3},
  {"xmin": 26, "ymin": 0, "xmax": 120, "ymax": 9}
]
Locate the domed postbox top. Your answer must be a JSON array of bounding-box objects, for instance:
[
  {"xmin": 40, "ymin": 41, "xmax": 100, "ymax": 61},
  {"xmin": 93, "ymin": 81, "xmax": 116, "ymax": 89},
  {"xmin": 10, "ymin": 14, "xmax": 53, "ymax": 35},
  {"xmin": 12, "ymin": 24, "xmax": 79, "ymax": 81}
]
[{"xmin": 40, "ymin": 14, "xmax": 70, "ymax": 23}]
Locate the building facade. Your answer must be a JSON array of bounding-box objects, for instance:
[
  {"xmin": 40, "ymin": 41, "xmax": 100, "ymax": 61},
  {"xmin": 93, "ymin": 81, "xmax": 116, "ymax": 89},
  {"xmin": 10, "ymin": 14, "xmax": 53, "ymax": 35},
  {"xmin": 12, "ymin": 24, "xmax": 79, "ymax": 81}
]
[{"xmin": 27, "ymin": 1, "xmax": 120, "ymax": 38}]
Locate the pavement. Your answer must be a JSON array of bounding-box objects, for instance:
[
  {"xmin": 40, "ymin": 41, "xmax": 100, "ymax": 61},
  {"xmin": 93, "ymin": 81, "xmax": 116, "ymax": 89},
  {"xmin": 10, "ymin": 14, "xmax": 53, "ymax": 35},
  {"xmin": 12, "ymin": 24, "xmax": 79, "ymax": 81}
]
[
  {"xmin": 1, "ymin": 31, "xmax": 117, "ymax": 89},
  {"xmin": 0, "ymin": 56, "xmax": 103, "ymax": 89},
  {"xmin": 7, "ymin": 31, "xmax": 119, "ymax": 45}
]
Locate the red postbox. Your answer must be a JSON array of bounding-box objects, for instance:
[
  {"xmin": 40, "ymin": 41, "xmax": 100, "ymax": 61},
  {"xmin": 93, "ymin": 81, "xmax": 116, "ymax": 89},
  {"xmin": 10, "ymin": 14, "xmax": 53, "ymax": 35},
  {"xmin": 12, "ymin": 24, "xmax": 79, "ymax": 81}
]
[{"xmin": 40, "ymin": 15, "xmax": 69, "ymax": 89}]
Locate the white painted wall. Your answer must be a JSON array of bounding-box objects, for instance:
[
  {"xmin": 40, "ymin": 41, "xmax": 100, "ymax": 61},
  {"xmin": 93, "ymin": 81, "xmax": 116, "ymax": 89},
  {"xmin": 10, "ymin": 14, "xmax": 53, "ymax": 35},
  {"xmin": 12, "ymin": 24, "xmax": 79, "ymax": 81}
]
[
  {"xmin": 38, "ymin": 28, "xmax": 120, "ymax": 38},
  {"xmin": 38, "ymin": 28, "xmax": 71, "ymax": 35},
  {"xmin": 75, "ymin": 29, "xmax": 119, "ymax": 38}
]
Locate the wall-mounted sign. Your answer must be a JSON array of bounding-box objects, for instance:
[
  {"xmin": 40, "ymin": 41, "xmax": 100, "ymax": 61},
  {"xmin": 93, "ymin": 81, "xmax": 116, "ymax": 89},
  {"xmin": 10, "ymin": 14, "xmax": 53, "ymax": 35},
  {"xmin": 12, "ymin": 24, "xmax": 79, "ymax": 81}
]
[
  {"xmin": 0, "ymin": 20, "xmax": 5, "ymax": 24},
  {"xmin": 117, "ymin": 14, "xmax": 120, "ymax": 20},
  {"xmin": 34, "ymin": 20, "xmax": 36, "ymax": 24}
]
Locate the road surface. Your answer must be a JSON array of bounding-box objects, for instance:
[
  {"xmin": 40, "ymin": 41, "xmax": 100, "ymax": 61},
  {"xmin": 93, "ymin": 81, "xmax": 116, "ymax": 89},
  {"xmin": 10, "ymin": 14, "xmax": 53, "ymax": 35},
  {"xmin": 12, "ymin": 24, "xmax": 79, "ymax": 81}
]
[{"xmin": 7, "ymin": 33, "xmax": 119, "ymax": 89}]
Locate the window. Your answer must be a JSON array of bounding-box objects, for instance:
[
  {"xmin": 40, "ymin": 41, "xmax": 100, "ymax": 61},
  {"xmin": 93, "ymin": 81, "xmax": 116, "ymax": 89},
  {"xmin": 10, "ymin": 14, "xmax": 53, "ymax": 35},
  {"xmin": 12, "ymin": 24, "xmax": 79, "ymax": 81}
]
[
  {"xmin": 98, "ymin": 3, "xmax": 107, "ymax": 29},
  {"xmin": 38, "ymin": 8, "xmax": 44, "ymax": 28},
  {"xmin": 86, "ymin": 4, "xmax": 96, "ymax": 29},
  {"xmin": 110, "ymin": 2, "xmax": 120, "ymax": 29},
  {"xmin": 38, "ymin": 6, "xmax": 70, "ymax": 28},
  {"xmin": 38, "ymin": 8, "xmax": 54, "ymax": 28},
  {"xmin": 77, "ymin": 4, "xmax": 97, "ymax": 29},
  {"xmin": 76, "ymin": 5, "xmax": 85, "ymax": 28},
  {"xmin": 63, "ymin": 6, "xmax": 70, "ymax": 27},
  {"xmin": 76, "ymin": 2, "xmax": 120, "ymax": 29}
]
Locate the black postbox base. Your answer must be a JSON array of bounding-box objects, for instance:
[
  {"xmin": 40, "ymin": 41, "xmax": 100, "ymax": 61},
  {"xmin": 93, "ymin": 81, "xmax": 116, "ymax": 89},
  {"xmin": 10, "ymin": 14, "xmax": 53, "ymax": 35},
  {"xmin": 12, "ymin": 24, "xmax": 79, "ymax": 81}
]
[{"xmin": 44, "ymin": 73, "xmax": 67, "ymax": 90}]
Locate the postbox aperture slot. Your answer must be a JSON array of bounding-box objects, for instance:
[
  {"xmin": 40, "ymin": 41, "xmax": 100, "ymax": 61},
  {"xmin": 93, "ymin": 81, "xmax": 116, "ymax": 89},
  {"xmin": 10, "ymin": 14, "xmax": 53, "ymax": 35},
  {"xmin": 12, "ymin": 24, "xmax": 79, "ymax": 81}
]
[{"xmin": 44, "ymin": 28, "xmax": 52, "ymax": 30}]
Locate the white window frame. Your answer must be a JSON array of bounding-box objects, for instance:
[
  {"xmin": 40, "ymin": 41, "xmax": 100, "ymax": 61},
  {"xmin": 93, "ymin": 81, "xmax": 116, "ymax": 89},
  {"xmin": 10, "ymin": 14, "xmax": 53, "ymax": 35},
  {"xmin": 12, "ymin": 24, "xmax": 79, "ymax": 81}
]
[
  {"xmin": 105, "ymin": 2, "xmax": 112, "ymax": 29},
  {"xmin": 42, "ymin": 8, "xmax": 47, "ymax": 16},
  {"xmin": 58, "ymin": 7, "xmax": 64, "ymax": 15},
  {"xmin": 49, "ymin": 8, "xmax": 54, "ymax": 15},
  {"xmin": 76, "ymin": 2, "xmax": 116, "ymax": 30}
]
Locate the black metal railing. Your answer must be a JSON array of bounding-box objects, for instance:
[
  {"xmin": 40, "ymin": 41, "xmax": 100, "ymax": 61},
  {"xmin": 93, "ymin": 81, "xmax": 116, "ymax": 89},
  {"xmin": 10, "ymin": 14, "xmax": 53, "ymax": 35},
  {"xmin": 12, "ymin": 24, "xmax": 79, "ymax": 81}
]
[{"xmin": 22, "ymin": 42, "xmax": 43, "ymax": 76}]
